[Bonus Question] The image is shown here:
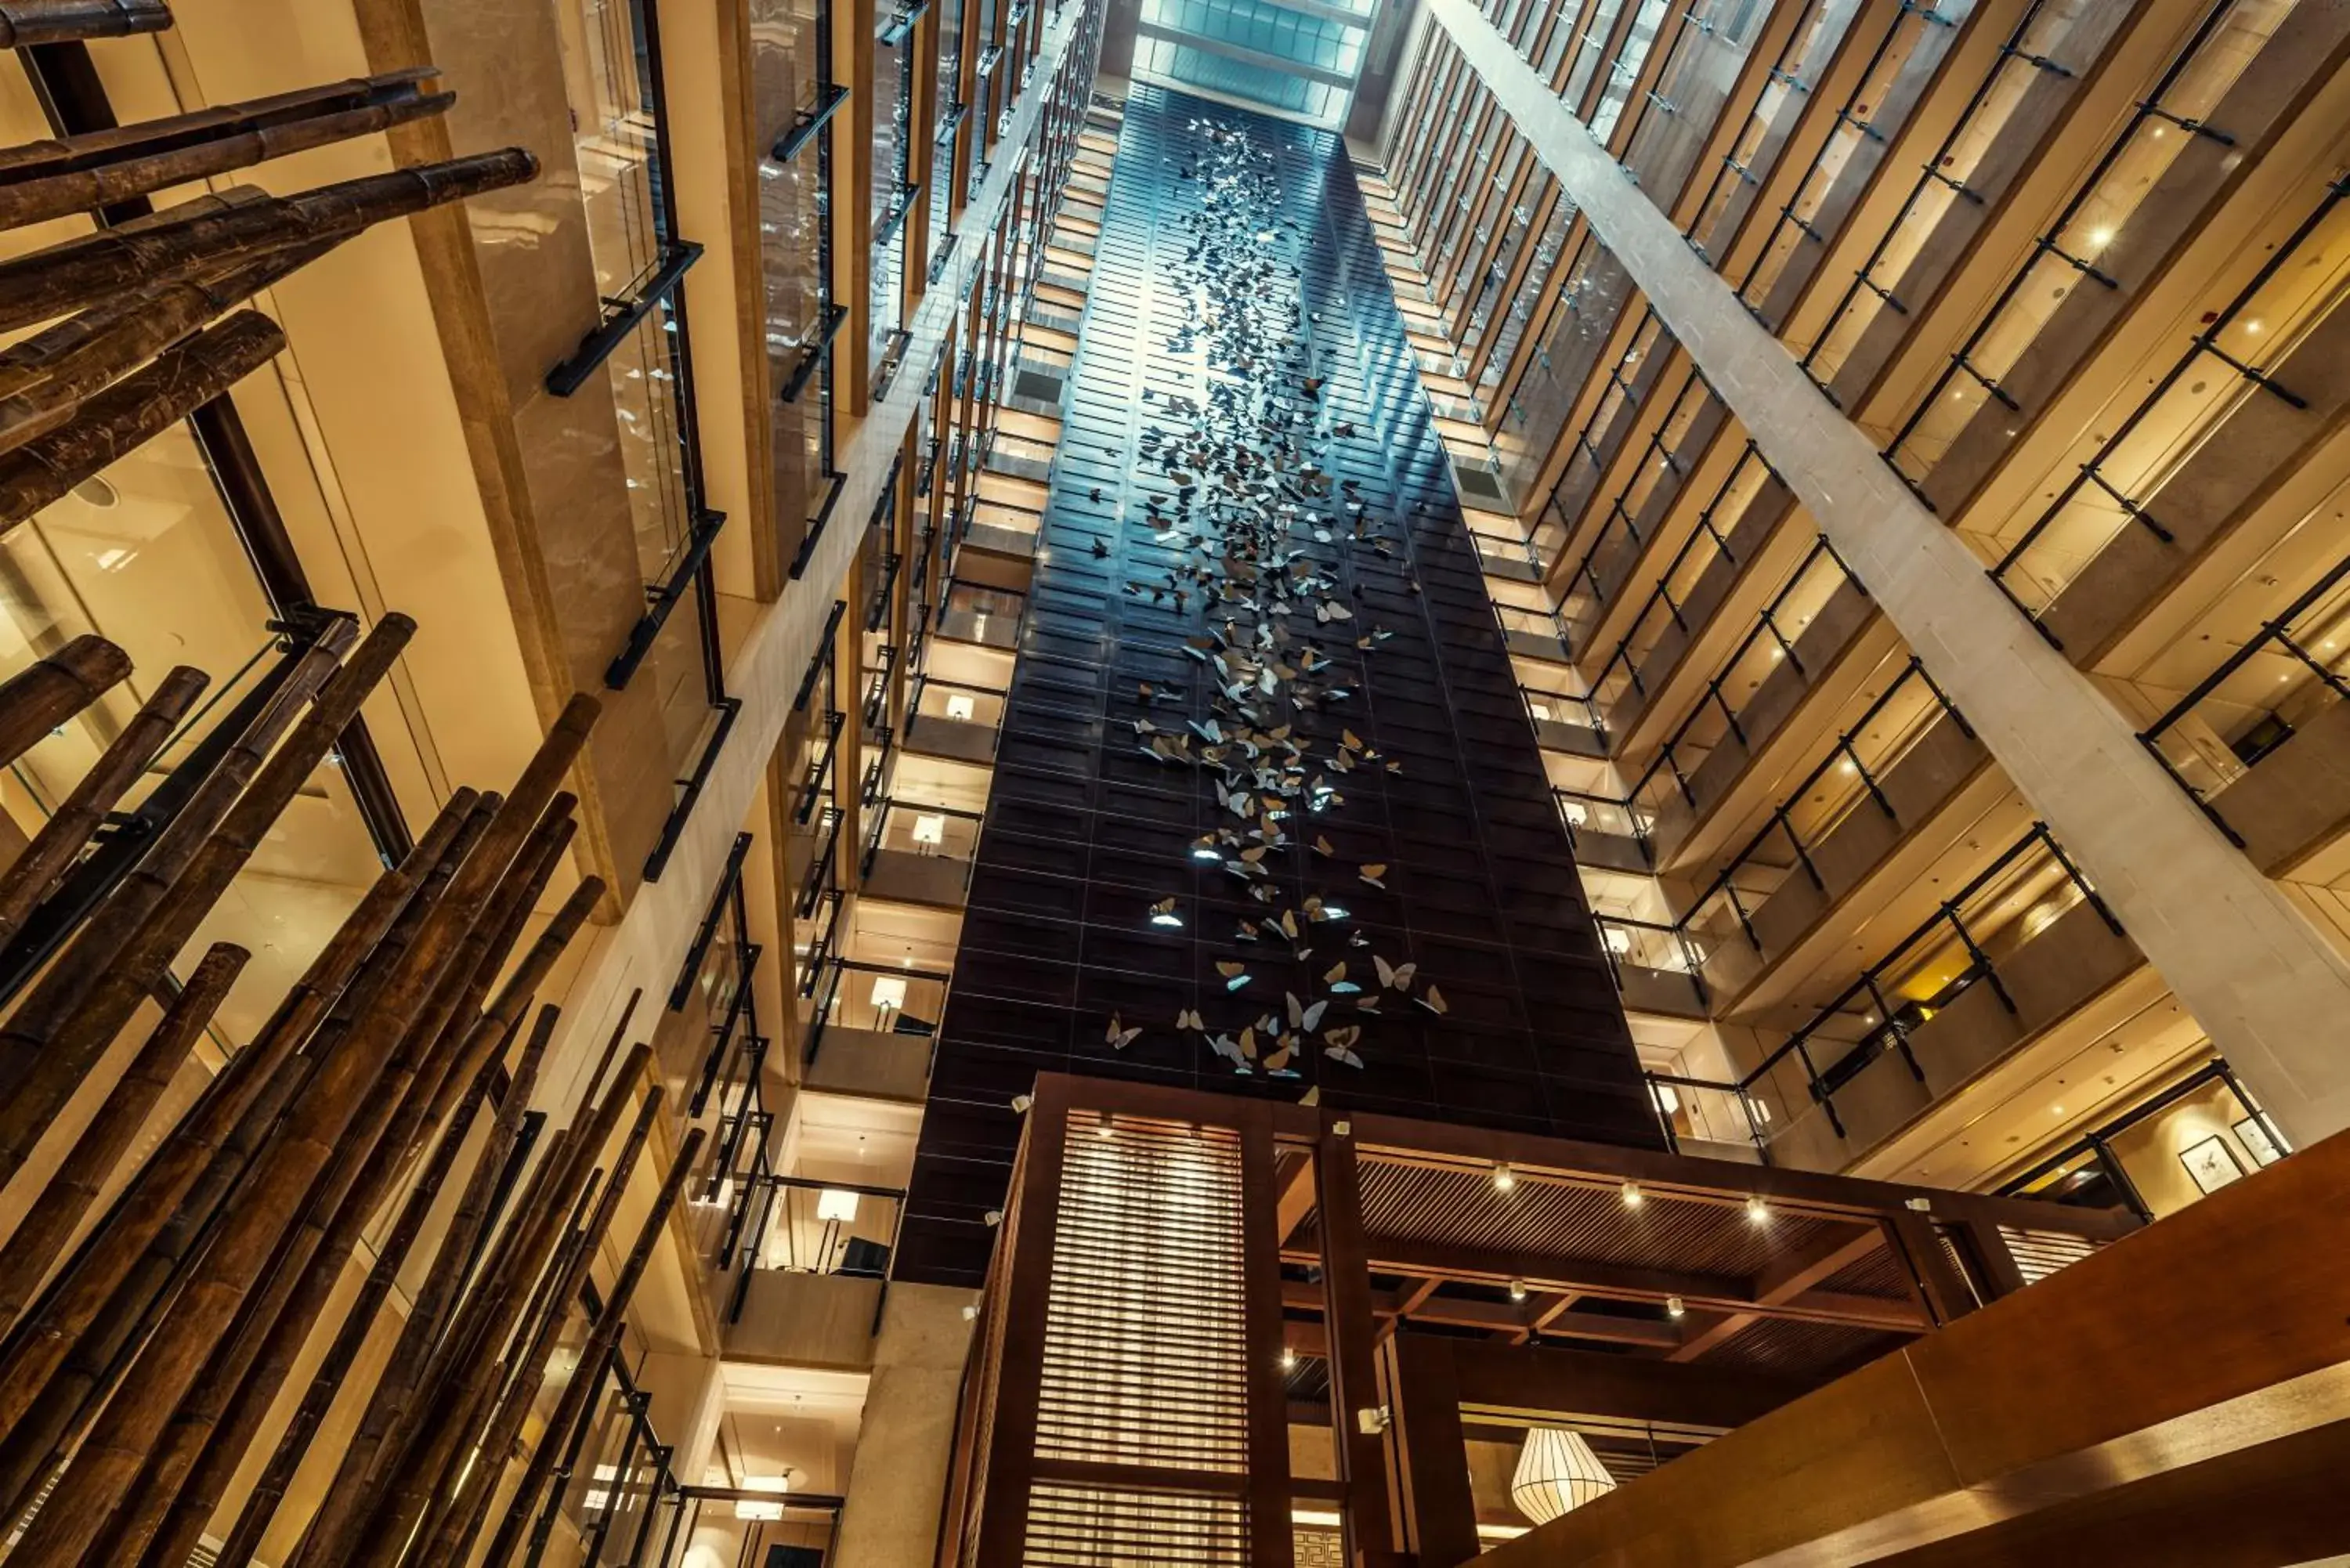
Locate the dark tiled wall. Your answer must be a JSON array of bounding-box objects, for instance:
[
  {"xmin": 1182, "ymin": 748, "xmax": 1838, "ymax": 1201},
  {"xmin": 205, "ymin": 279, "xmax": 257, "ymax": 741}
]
[{"xmin": 901, "ymin": 86, "xmax": 1658, "ymax": 1288}]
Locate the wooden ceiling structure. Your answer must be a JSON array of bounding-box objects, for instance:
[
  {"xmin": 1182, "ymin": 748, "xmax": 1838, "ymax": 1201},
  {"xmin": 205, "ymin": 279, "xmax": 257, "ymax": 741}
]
[{"xmin": 942, "ymin": 1072, "xmax": 2139, "ymax": 1568}]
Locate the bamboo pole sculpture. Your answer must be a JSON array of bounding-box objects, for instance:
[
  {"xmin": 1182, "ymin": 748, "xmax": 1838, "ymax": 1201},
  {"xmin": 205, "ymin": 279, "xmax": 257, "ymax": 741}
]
[
  {"xmin": 476, "ymin": 1126, "xmax": 711, "ymax": 1566},
  {"xmin": 208, "ymin": 1003, "xmax": 565, "ymax": 1568},
  {"xmin": 0, "ymin": 789, "xmax": 483, "ymax": 1517},
  {"xmin": 0, "ymin": 630, "xmax": 128, "ymax": 767},
  {"xmin": 0, "ymin": 70, "xmax": 454, "ymax": 230},
  {"xmin": 0, "ymin": 0, "xmax": 170, "ymax": 49},
  {"xmin": 104, "ymin": 827, "xmax": 603, "ymax": 1568},
  {"xmin": 1, "ymin": 694, "xmax": 601, "ymax": 1567},
  {"xmin": 0, "ymin": 150, "xmax": 539, "ymax": 334},
  {"xmin": 0, "ymin": 16, "xmax": 711, "ymax": 1562},
  {"xmin": 0, "ymin": 663, "xmax": 205, "ymax": 945},
  {"xmin": 0, "ymin": 1, "xmax": 540, "ymax": 542}
]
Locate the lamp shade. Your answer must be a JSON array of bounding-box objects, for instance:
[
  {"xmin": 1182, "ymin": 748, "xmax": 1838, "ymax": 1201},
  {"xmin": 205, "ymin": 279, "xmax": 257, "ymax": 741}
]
[
  {"xmin": 1510, "ymin": 1426, "xmax": 1615, "ymax": 1524},
  {"xmin": 816, "ymin": 1187, "xmax": 861, "ymax": 1223}
]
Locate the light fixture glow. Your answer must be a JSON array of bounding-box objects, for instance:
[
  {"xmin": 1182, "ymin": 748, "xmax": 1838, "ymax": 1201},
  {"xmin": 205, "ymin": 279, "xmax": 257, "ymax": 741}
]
[
  {"xmin": 1666, "ymin": 1295, "xmax": 1686, "ymax": 1318},
  {"xmin": 1492, "ymin": 1162, "xmax": 1517, "ymax": 1192},
  {"xmin": 817, "ymin": 1187, "xmax": 861, "ymax": 1223},
  {"xmin": 1747, "ymin": 1194, "xmax": 1770, "ymax": 1224},
  {"xmin": 1509, "ymin": 1278, "xmax": 1528, "ymax": 1302},
  {"xmin": 734, "ymin": 1473, "xmax": 792, "ymax": 1520},
  {"xmin": 944, "ymin": 692, "xmax": 977, "ymax": 721},
  {"xmin": 1509, "ymin": 1426, "xmax": 1616, "ymax": 1524},
  {"xmin": 1281, "ymin": 1347, "xmax": 1298, "ymax": 1371},
  {"xmin": 870, "ymin": 975, "xmax": 908, "ymax": 1017},
  {"xmin": 1620, "ymin": 1180, "xmax": 1643, "ymax": 1208},
  {"xmin": 910, "ymin": 811, "xmax": 947, "ymax": 848}
]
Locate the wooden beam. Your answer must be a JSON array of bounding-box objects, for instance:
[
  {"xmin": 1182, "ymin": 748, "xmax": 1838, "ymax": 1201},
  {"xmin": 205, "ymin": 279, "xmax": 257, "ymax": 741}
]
[
  {"xmin": 1671, "ymin": 1223, "xmax": 1887, "ymax": 1363},
  {"xmin": 1444, "ymin": 1337, "xmax": 1817, "ymax": 1429},
  {"xmin": 1274, "ymin": 1147, "xmax": 1316, "ymax": 1248},
  {"xmin": 1470, "ymin": 1123, "xmax": 2350, "ymax": 1568},
  {"xmin": 1314, "ymin": 1118, "xmax": 1403, "ymax": 1567},
  {"xmin": 1281, "ymin": 1279, "xmax": 1685, "ymax": 1350},
  {"xmin": 1287, "ymin": 1236, "xmax": 1930, "ymax": 1334},
  {"xmin": 1386, "ymin": 1335, "xmax": 1480, "ymax": 1568},
  {"xmin": 1238, "ymin": 1110, "xmax": 1296, "ymax": 1568}
]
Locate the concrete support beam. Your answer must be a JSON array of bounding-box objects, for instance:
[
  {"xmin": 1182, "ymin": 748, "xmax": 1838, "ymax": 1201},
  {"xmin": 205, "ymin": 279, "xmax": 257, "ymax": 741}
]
[
  {"xmin": 1423, "ymin": 0, "xmax": 2350, "ymax": 1149},
  {"xmin": 831, "ymin": 1283, "xmax": 981, "ymax": 1568}
]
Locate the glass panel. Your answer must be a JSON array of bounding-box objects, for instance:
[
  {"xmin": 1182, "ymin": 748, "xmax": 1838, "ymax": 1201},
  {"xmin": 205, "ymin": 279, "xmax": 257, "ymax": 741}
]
[
  {"xmin": 0, "ymin": 431, "xmax": 383, "ymax": 1050},
  {"xmin": 559, "ymin": 0, "xmax": 667, "ymax": 295}
]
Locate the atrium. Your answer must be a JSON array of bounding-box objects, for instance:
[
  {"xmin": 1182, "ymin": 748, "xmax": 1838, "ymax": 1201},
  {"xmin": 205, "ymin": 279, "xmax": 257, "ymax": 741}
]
[{"xmin": 0, "ymin": 0, "xmax": 2344, "ymax": 1564}]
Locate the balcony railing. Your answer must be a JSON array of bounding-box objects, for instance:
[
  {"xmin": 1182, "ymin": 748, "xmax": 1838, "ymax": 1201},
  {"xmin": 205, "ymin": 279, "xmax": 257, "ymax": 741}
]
[
  {"xmin": 2139, "ymin": 550, "xmax": 2350, "ymax": 851},
  {"xmin": 804, "ymin": 956, "xmax": 952, "ymax": 1063},
  {"xmin": 719, "ymin": 1173, "xmax": 909, "ymax": 1323},
  {"xmin": 1647, "ymin": 825, "xmax": 2124, "ymax": 1162}
]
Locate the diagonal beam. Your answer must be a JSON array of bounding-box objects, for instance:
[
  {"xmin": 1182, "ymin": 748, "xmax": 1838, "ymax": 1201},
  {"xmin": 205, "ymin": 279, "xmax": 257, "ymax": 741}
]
[
  {"xmin": 1274, "ymin": 1149, "xmax": 1317, "ymax": 1247},
  {"xmin": 1284, "ymin": 1236, "xmax": 1929, "ymax": 1332},
  {"xmin": 1670, "ymin": 1223, "xmax": 1887, "ymax": 1363},
  {"xmin": 1422, "ymin": 0, "xmax": 2350, "ymax": 1147}
]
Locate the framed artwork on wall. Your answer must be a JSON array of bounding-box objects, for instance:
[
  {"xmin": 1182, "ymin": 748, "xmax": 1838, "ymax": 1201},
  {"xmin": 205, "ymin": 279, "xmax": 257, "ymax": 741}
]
[
  {"xmin": 2179, "ymin": 1133, "xmax": 2246, "ymax": 1195},
  {"xmin": 2232, "ymin": 1115, "xmax": 2285, "ymax": 1169}
]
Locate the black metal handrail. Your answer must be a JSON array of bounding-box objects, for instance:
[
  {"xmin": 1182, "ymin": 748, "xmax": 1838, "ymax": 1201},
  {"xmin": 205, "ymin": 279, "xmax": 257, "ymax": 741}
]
[
  {"xmin": 1882, "ymin": 0, "xmax": 2261, "ymax": 490},
  {"xmin": 1990, "ymin": 175, "xmax": 2350, "ymax": 625},
  {"xmin": 545, "ymin": 240, "xmax": 704, "ymax": 396}
]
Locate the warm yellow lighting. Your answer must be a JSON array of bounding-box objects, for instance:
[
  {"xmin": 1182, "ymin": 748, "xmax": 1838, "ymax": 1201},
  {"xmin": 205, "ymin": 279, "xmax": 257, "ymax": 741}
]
[
  {"xmin": 1747, "ymin": 1194, "xmax": 1770, "ymax": 1224},
  {"xmin": 870, "ymin": 974, "xmax": 908, "ymax": 1014},
  {"xmin": 1281, "ymin": 1347, "xmax": 1298, "ymax": 1371},
  {"xmin": 817, "ymin": 1187, "xmax": 861, "ymax": 1223},
  {"xmin": 944, "ymin": 692, "xmax": 977, "ymax": 721},
  {"xmin": 734, "ymin": 1474, "xmax": 791, "ymax": 1520},
  {"xmin": 1509, "ymin": 1278, "xmax": 1528, "ymax": 1302},
  {"xmin": 1650, "ymin": 1082, "xmax": 1679, "ymax": 1117},
  {"xmin": 1492, "ymin": 1162, "xmax": 1517, "ymax": 1193},
  {"xmin": 1510, "ymin": 1426, "xmax": 1616, "ymax": 1523},
  {"xmin": 1620, "ymin": 1180, "xmax": 1643, "ymax": 1208},
  {"xmin": 1666, "ymin": 1295, "xmax": 1686, "ymax": 1318},
  {"xmin": 910, "ymin": 811, "xmax": 947, "ymax": 847}
]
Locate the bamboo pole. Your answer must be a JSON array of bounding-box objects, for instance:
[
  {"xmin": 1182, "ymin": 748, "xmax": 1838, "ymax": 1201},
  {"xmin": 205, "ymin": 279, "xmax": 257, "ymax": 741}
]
[
  {"xmin": 0, "ymin": 732, "xmax": 456, "ymax": 1345},
  {"xmin": 300, "ymin": 1042, "xmax": 653, "ymax": 1568},
  {"xmin": 0, "ymin": 663, "xmax": 204, "ymax": 948},
  {"xmin": 411, "ymin": 1165, "xmax": 609, "ymax": 1560},
  {"xmin": 0, "ymin": 612, "xmax": 409, "ymax": 1187},
  {"xmin": 373, "ymin": 1097, "xmax": 680, "ymax": 1568},
  {"xmin": 464, "ymin": 1125, "xmax": 708, "ymax": 1568},
  {"xmin": 208, "ymin": 1005, "xmax": 560, "ymax": 1568},
  {"xmin": 0, "ymin": 149, "xmax": 539, "ymax": 334},
  {"xmin": 0, "ymin": 309, "xmax": 287, "ymax": 528},
  {"xmin": 0, "ymin": 941, "xmax": 244, "ymax": 1333},
  {"xmin": 0, "ymin": 792, "xmax": 480, "ymax": 1520},
  {"xmin": 0, "ymin": 614, "xmax": 351, "ymax": 1118},
  {"xmin": 121, "ymin": 855, "xmax": 604, "ymax": 1568},
  {"xmin": 0, "ymin": 631, "xmax": 128, "ymax": 768},
  {"xmin": 280, "ymin": 993, "xmax": 635, "ymax": 1566},
  {"xmin": 0, "ymin": 75, "xmax": 454, "ymax": 231},
  {"xmin": 0, "ymin": 247, "xmax": 327, "ymax": 455},
  {"xmin": 0, "ymin": 695, "xmax": 598, "ymax": 1565},
  {"xmin": 0, "ymin": 0, "xmax": 170, "ymax": 49}
]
